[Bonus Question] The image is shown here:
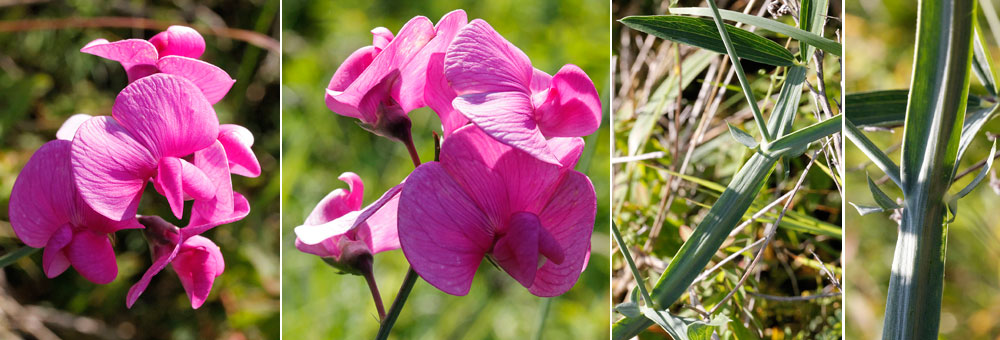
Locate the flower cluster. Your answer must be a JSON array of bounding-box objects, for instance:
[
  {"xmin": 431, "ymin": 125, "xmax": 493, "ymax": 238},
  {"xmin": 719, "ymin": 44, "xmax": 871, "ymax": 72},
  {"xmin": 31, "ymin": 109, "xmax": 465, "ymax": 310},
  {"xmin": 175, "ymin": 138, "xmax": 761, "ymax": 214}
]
[
  {"xmin": 295, "ymin": 9, "xmax": 600, "ymax": 299},
  {"xmin": 8, "ymin": 26, "xmax": 258, "ymax": 309}
]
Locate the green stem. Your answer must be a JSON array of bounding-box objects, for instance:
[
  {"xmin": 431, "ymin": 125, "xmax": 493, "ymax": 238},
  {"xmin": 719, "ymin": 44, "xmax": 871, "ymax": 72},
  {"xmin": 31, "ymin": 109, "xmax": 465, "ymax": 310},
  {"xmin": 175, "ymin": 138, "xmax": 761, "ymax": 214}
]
[
  {"xmin": 403, "ymin": 136, "xmax": 422, "ymax": 167},
  {"xmin": 374, "ymin": 268, "xmax": 419, "ymax": 340},
  {"xmin": 0, "ymin": 246, "xmax": 39, "ymax": 268},
  {"xmin": 359, "ymin": 256, "xmax": 386, "ymax": 320},
  {"xmin": 611, "ymin": 222, "xmax": 654, "ymax": 308},
  {"xmin": 883, "ymin": 0, "xmax": 975, "ymax": 338},
  {"xmin": 705, "ymin": 0, "xmax": 772, "ymax": 142},
  {"xmin": 531, "ymin": 298, "xmax": 553, "ymax": 340}
]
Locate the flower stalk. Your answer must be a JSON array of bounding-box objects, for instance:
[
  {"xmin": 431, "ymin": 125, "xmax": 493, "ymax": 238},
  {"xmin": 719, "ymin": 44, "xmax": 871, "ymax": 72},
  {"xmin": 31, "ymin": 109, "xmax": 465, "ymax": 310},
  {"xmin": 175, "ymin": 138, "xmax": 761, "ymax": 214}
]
[
  {"xmin": 374, "ymin": 268, "xmax": 419, "ymax": 340},
  {"xmin": 882, "ymin": 0, "xmax": 975, "ymax": 338}
]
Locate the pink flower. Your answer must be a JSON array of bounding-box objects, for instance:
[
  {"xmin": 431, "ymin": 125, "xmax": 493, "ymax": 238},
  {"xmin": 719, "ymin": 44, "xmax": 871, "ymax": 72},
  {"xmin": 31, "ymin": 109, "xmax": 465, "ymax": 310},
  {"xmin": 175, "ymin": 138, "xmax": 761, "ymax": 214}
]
[
  {"xmin": 442, "ymin": 19, "xmax": 602, "ymax": 165},
  {"xmin": 294, "ymin": 173, "xmax": 401, "ymax": 273},
  {"xmin": 124, "ymin": 140, "xmax": 249, "ymax": 308},
  {"xmin": 217, "ymin": 124, "xmax": 261, "ymax": 178},
  {"xmin": 127, "ymin": 216, "xmax": 232, "ymax": 309},
  {"xmin": 325, "ymin": 10, "xmax": 468, "ymax": 140},
  {"xmin": 8, "ymin": 140, "xmax": 142, "ymax": 284},
  {"xmin": 81, "ymin": 25, "xmax": 235, "ymax": 104},
  {"xmin": 71, "ymin": 73, "xmax": 225, "ymax": 221},
  {"xmin": 397, "ymin": 125, "xmax": 596, "ymax": 297},
  {"xmin": 173, "ymin": 235, "xmax": 225, "ymax": 309},
  {"xmin": 62, "ymin": 117, "xmax": 258, "ymax": 179}
]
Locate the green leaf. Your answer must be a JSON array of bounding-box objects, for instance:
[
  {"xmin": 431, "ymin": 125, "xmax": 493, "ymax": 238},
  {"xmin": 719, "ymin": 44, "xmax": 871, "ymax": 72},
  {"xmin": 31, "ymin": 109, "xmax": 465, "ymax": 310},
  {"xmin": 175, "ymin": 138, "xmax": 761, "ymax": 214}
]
[
  {"xmin": 799, "ymin": 0, "xmax": 831, "ymax": 59},
  {"xmin": 953, "ymin": 139, "xmax": 997, "ymax": 199},
  {"xmin": 845, "ymin": 118, "xmax": 903, "ymax": 188},
  {"xmin": 615, "ymin": 301, "xmax": 641, "ymax": 318},
  {"xmin": 849, "ymin": 202, "xmax": 888, "ymax": 216},
  {"xmin": 614, "ymin": 119, "xmax": 842, "ymax": 339},
  {"xmin": 612, "ymin": 222, "xmax": 655, "ymax": 308},
  {"xmin": 844, "ymin": 90, "xmax": 982, "ymax": 127},
  {"xmin": 620, "ymin": 15, "xmax": 796, "ymax": 67},
  {"xmin": 846, "ymin": 90, "xmax": 982, "ymax": 128},
  {"xmin": 972, "ymin": 23, "xmax": 998, "ymax": 96},
  {"xmin": 885, "ymin": 0, "xmax": 976, "ymax": 337},
  {"xmin": 868, "ymin": 175, "xmax": 901, "ymax": 210},
  {"xmin": 703, "ymin": 0, "xmax": 774, "ymax": 142},
  {"xmin": 729, "ymin": 317, "xmax": 761, "ymax": 340},
  {"xmin": 954, "ymin": 104, "xmax": 1000, "ymax": 174},
  {"xmin": 765, "ymin": 66, "xmax": 808, "ymax": 139},
  {"xmin": 613, "ymin": 153, "xmax": 778, "ymax": 339},
  {"xmin": 640, "ymin": 307, "xmax": 724, "ymax": 340},
  {"xmin": 0, "ymin": 246, "xmax": 40, "ymax": 268},
  {"xmin": 727, "ymin": 121, "xmax": 759, "ymax": 148},
  {"xmin": 684, "ymin": 197, "xmax": 842, "ymax": 238},
  {"xmin": 765, "ymin": 114, "xmax": 842, "ymax": 157},
  {"xmin": 665, "ymin": 7, "xmax": 841, "ymax": 57},
  {"xmin": 844, "ymin": 90, "xmax": 910, "ymax": 127}
]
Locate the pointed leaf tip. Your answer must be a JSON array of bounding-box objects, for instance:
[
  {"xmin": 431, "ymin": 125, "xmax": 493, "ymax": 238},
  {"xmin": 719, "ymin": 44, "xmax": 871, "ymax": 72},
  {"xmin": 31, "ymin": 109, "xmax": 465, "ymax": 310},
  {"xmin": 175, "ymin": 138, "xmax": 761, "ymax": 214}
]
[{"xmin": 727, "ymin": 122, "xmax": 758, "ymax": 149}]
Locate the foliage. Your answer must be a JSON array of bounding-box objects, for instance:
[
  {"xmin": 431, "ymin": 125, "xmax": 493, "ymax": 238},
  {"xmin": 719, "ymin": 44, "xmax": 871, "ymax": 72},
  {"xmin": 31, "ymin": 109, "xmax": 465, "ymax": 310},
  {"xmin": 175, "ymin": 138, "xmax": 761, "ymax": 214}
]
[
  {"xmin": 845, "ymin": 0, "xmax": 1000, "ymax": 338},
  {"xmin": 280, "ymin": 0, "xmax": 610, "ymax": 338},
  {"xmin": 612, "ymin": 0, "xmax": 843, "ymax": 338},
  {"xmin": 0, "ymin": 1, "xmax": 279, "ymax": 339}
]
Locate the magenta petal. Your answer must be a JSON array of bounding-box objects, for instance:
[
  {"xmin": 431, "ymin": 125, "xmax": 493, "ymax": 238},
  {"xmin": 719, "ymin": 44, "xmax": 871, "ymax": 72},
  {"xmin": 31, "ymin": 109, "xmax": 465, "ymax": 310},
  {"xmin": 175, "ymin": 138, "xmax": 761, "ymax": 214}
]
[
  {"xmin": 157, "ymin": 56, "xmax": 236, "ymax": 104},
  {"xmin": 112, "ymin": 73, "xmax": 219, "ymax": 158},
  {"xmin": 80, "ymin": 38, "xmax": 159, "ymax": 81},
  {"xmin": 452, "ymin": 92, "xmax": 558, "ymax": 165},
  {"xmin": 534, "ymin": 64, "xmax": 602, "ymax": 138},
  {"xmin": 397, "ymin": 10, "xmax": 468, "ymax": 112},
  {"xmin": 529, "ymin": 68, "xmax": 553, "ymax": 94},
  {"xmin": 529, "ymin": 171, "xmax": 596, "ymax": 297},
  {"xmin": 295, "ymin": 210, "xmax": 360, "ymax": 246},
  {"xmin": 127, "ymin": 241, "xmax": 179, "ymax": 308},
  {"xmin": 149, "ymin": 26, "xmax": 206, "ymax": 59},
  {"xmin": 354, "ymin": 185, "xmax": 401, "ymax": 254},
  {"xmin": 424, "ymin": 53, "xmax": 468, "ymax": 136},
  {"xmin": 172, "ymin": 235, "xmax": 224, "ymax": 309},
  {"xmin": 218, "ymin": 124, "xmax": 261, "ymax": 177},
  {"xmin": 444, "ymin": 19, "xmax": 533, "ymax": 95},
  {"xmin": 304, "ymin": 172, "xmax": 364, "ymax": 226},
  {"xmin": 492, "ymin": 212, "xmax": 540, "ymax": 288},
  {"xmin": 42, "ymin": 225, "xmax": 72, "ymax": 278},
  {"xmin": 398, "ymin": 162, "xmax": 493, "ymax": 296},
  {"xmin": 187, "ymin": 141, "xmax": 236, "ymax": 232},
  {"xmin": 75, "ymin": 201, "xmax": 144, "ymax": 235},
  {"xmin": 537, "ymin": 225, "xmax": 565, "ymax": 265},
  {"xmin": 294, "ymin": 238, "xmax": 339, "ymax": 258},
  {"xmin": 181, "ymin": 158, "xmax": 215, "ymax": 201},
  {"xmin": 71, "ymin": 116, "xmax": 156, "ymax": 221},
  {"xmin": 56, "ymin": 113, "xmax": 93, "ymax": 141},
  {"xmin": 184, "ymin": 193, "xmax": 250, "ymax": 238},
  {"xmin": 67, "ymin": 230, "xmax": 118, "ymax": 284},
  {"xmin": 156, "ymin": 157, "xmax": 186, "ymax": 219},
  {"xmin": 326, "ymin": 46, "xmax": 377, "ymax": 120},
  {"xmin": 371, "ymin": 27, "xmax": 394, "ymax": 53},
  {"xmin": 548, "ymin": 137, "xmax": 585, "ymax": 170},
  {"xmin": 42, "ymin": 246, "xmax": 70, "ymax": 278},
  {"xmin": 443, "ymin": 125, "xmax": 562, "ymax": 215},
  {"xmin": 9, "ymin": 141, "xmax": 75, "ymax": 247},
  {"xmin": 326, "ymin": 17, "xmax": 435, "ymax": 121}
]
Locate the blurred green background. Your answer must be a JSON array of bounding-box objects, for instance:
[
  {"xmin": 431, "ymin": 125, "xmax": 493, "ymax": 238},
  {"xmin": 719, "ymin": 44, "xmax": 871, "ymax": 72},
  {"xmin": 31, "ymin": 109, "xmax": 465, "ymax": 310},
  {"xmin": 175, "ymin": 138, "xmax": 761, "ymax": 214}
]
[
  {"xmin": 280, "ymin": 0, "xmax": 610, "ymax": 338},
  {"xmin": 846, "ymin": 0, "xmax": 1000, "ymax": 338},
  {"xmin": 0, "ymin": 1, "xmax": 279, "ymax": 339}
]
